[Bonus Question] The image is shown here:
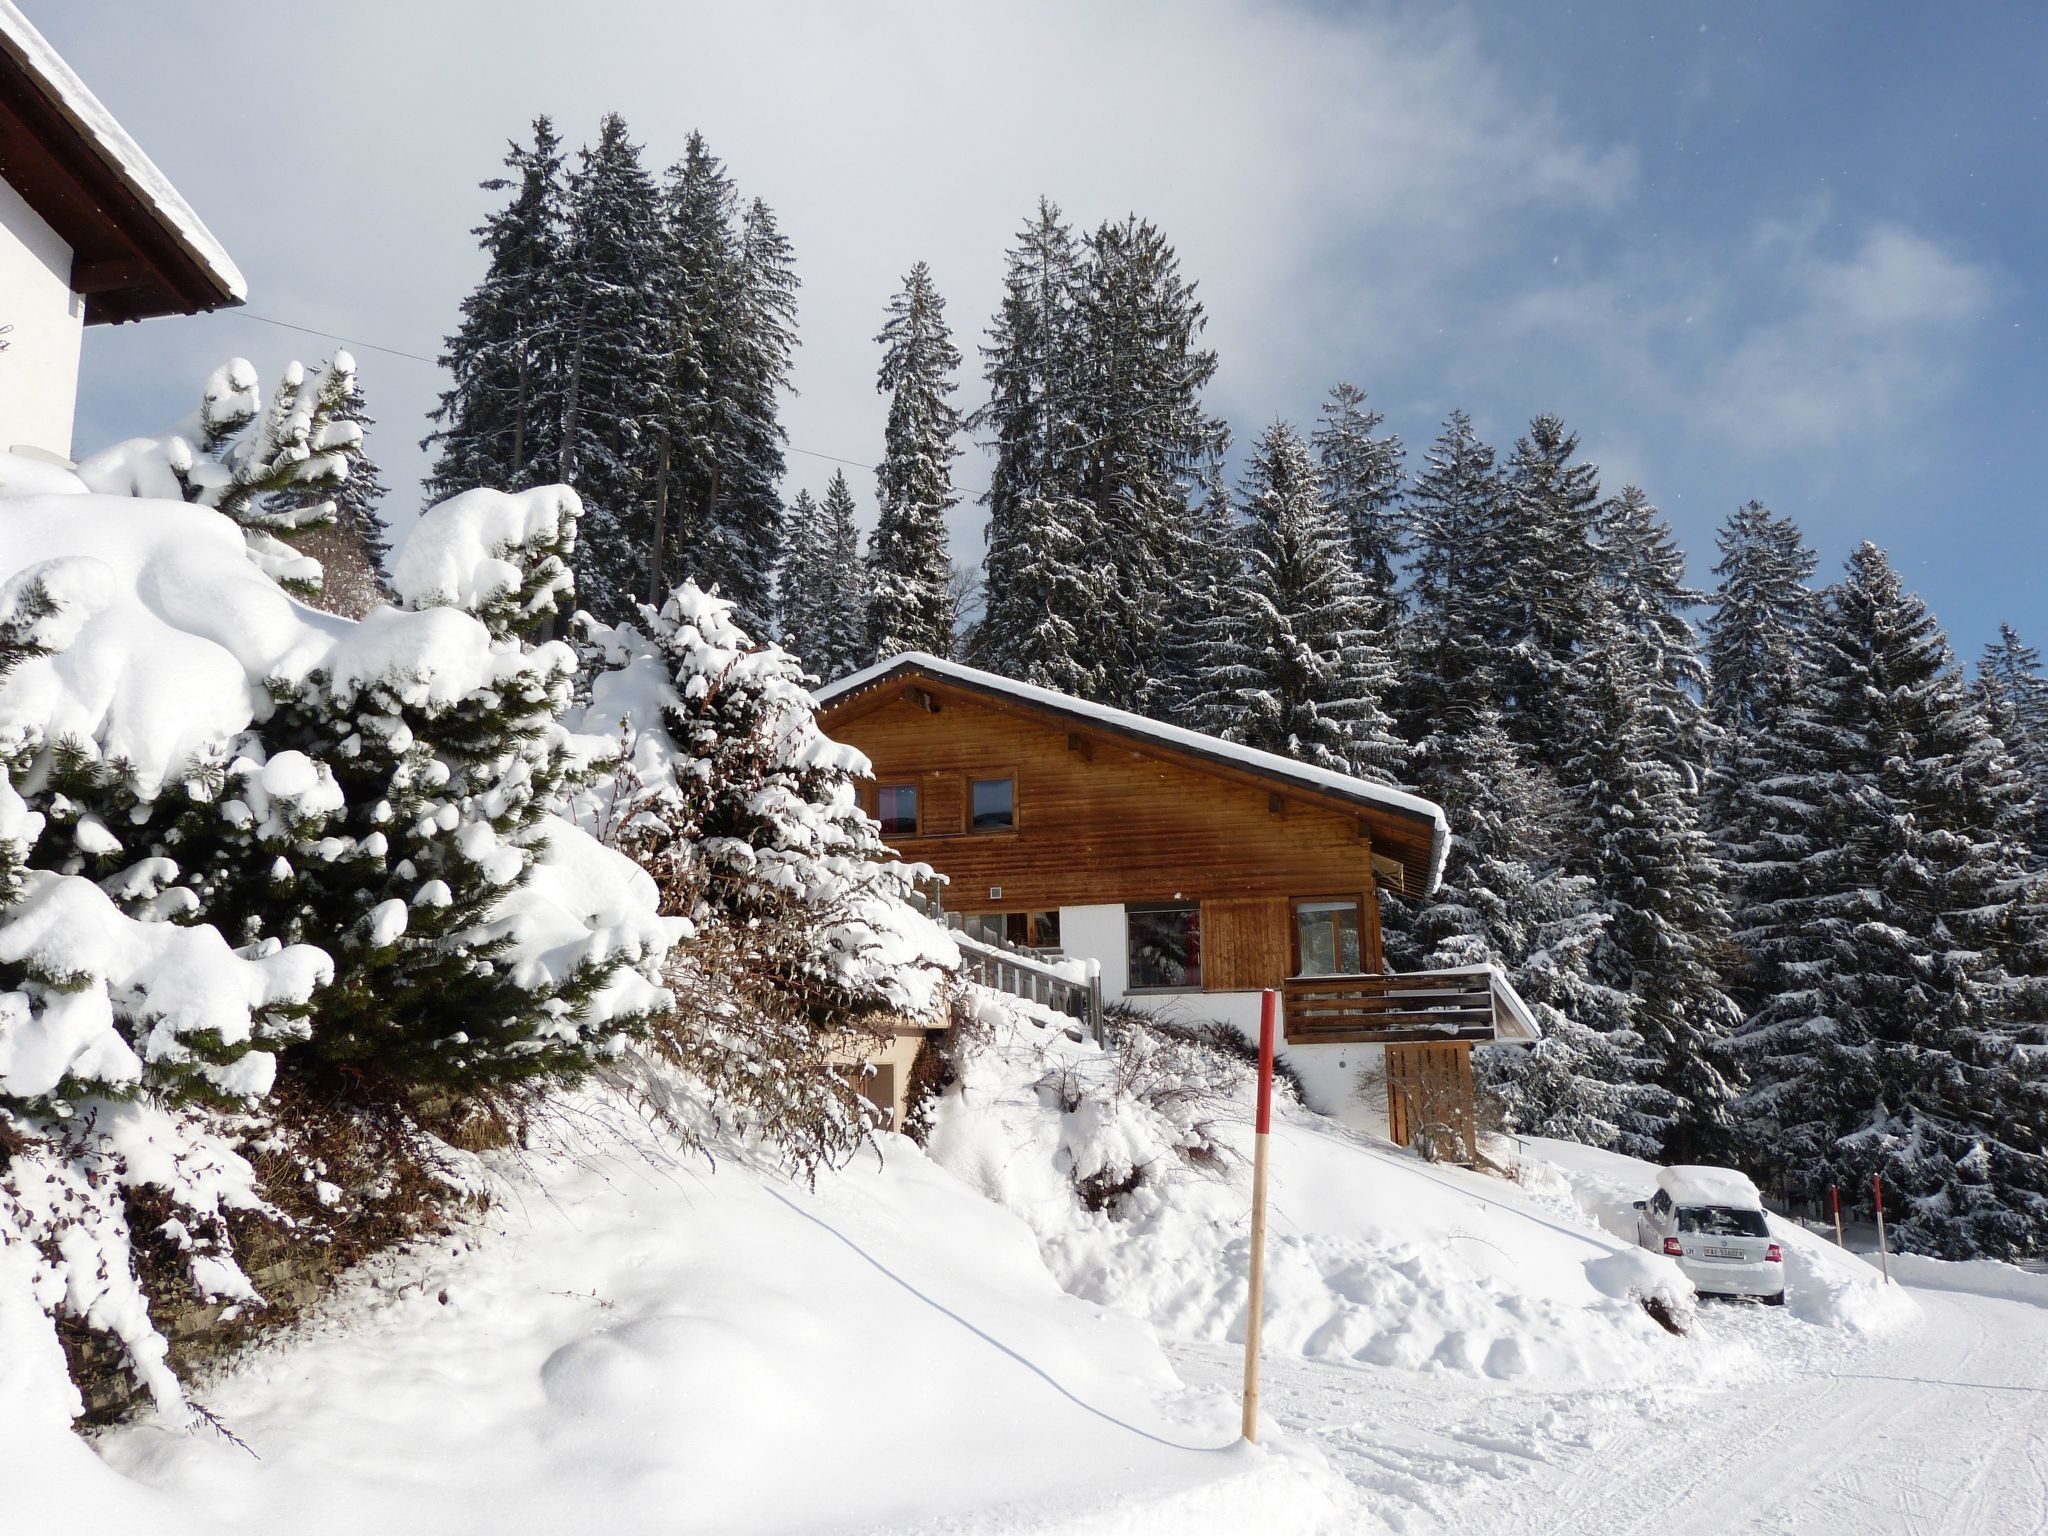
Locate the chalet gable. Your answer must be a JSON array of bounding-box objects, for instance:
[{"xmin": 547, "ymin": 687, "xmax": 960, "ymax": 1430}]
[{"xmin": 814, "ymin": 651, "xmax": 1449, "ymax": 898}]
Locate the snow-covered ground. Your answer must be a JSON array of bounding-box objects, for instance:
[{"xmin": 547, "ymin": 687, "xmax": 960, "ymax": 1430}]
[{"xmin": 10, "ymin": 998, "xmax": 2046, "ymax": 1533}]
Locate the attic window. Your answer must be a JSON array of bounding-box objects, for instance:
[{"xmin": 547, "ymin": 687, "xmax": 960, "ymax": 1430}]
[
  {"xmin": 970, "ymin": 777, "xmax": 1014, "ymax": 831},
  {"xmin": 877, "ymin": 784, "xmax": 918, "ymax": 837}
]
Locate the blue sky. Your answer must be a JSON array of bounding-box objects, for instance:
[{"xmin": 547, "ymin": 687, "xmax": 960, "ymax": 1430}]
[{"xmin": 45, "ymin": 0, "xmax": 2046, "ymax": 661}]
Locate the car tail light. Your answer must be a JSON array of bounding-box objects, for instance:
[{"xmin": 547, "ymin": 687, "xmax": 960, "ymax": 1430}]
[
  {"xmin": 1766, "ymin": 1244, "xmax": 1782, "ymax": 1264},
  {"xmin": 1663, "ymin": 1237, "xmax": 1683, "ymax": 1256}
]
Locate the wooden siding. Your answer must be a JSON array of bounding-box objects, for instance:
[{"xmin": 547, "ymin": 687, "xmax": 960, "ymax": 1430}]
[
  {"xmin": 920, "ymin": 772, "xmax": 965, "ymax": 837},
  {"xmin": 1385, "ymin": 1043, "xmax": 1477, "ymax": 1163},
  {"xmin": 827, "ymin": 688, "xmax": 1381, "ymax": 915},
  {"xmin": 1203, "ymin": 897, "xmax": 1291, "ymax": 991}
]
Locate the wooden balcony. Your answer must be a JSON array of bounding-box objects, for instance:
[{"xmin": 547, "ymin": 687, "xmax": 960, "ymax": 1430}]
[{"xmin": 1281, "ymin": 966, "xmax": 1540, "ymax": 1046}]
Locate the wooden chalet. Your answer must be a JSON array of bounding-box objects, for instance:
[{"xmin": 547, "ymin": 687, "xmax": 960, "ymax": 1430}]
[{"xmin": 814, "ymin": 652, "xmax": 1539, "ymax": 1160}]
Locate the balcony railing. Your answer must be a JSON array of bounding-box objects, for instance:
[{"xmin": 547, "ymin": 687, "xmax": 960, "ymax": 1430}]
[{"xmin": 1282, "ymin": 965, "xmax": 1540, "ymax": 1046}]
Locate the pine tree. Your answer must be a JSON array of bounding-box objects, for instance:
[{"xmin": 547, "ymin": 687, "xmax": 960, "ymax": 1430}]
[
  {"xmin": 1567, "ymin": 619, "xmax": 1742, "ymax": 1159},
  {"xmin": 1194, "ymin": 422, "xmax": 1405, "ymax": 781},
  {"xmin": 1733, "ymin": 544, "xmax": 2048, "ymax": 1255},
  {"xmin": 425, "ymin": 117, "xmax": 568, "ymax": 500},
  {"xmin": 275, "ymin": 370, "xmax": 392, "ymax": 618},
  {"xmin": 1978, "ymin": 623, "xmax": 2048, "ymax": 861},
  {"xmin": 970, "ymin": 201, "xmax": 1106, "ymax": 696},
  {"xmin": 1595, "ymin": 484, "xmax": 1713, "ymax": 789},
  {"xmin": 1073, "ymin": 215, "xmax": 1225, "ymax": 708},
  {"xmin": 1704, "ymin": 500, "xmax": 1820, "ymax": 741},
  {"xmin": 1389, "ymin": 706, "xmax": 1660, "ymax": 1153},
  {"xmin": 867, "ymin": 262, "xmax": 961, "ymax": 657},
  {"xmin": 1397, "ymin": 411, "xmax": 1508, "ymax": 730},
  {"xmin": 1495, "ymin": 414, "xmax": 1607, "ymax": 769},
  {"xmin": 815, "ymin": 471, "xmax": 870, "ymax": 679},
  {"xmin": 1149, "ymin": 453, "xmax": 1241, "ymax": 733},
  {"xmin": 556, "ymin": 113, "xmax": 668, "ymax": 624},
  {"xmin": 775, "ymin": 488, "xmax": 827, "ymax": 661},
  {"xmin": 1312, "ymin": 383, "xmax": 1405, "ymax": 632}
]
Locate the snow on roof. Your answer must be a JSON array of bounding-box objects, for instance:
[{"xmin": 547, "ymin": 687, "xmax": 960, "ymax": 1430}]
[
  {"xmin": 816, "ymin": 650, "xmax": 1451, "ymax": 895},
  {"xmin": 0, "ymin": 1, "xmax": 246, "ymax": 305},
  {"xmin": 1655, "ymin": 1165, "xmax": 1764, "ymax": 1210}
]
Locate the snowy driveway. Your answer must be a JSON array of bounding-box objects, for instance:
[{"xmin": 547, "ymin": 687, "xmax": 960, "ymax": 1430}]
[{"xmin": 1168, "ymin": 1280, "xmax": 2048, "ymax": 1535}]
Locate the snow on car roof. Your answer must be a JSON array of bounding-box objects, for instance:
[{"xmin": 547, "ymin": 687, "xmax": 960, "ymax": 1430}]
[
  {"xmin": 1656, "ymin": 1165, "xmax": 1764, "ymax": 1209},
  {"xmin": 818, "ymin": 650, "xmax": 1452, "ymax": 895}
]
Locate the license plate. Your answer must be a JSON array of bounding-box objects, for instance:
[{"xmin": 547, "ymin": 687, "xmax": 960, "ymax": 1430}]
[{"xmin": 1704, "ymin": 1246, "xmax": 1743, "ymax": 1259}]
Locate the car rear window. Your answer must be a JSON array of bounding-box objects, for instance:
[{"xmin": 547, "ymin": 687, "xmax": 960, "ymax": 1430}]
[{"xmin": 1677, "ymin": 1205, "xmax": 1769, "ymax": 1237}]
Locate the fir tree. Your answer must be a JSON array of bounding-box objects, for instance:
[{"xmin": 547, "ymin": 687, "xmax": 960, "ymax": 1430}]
[
  {"xmin": 556, "ymin": 113, "xmax": 668, "ymax": 623},
  {"xmin": 1149, "ymin": 452, "xmax": 1241, "ymax": 733},
  {"xmin": 1978, "ymin": 623, "xmax": 2048, "ymax": 861},
  {"xmin": 1567, "ymin": 620, "xmax": 1742, "ymax": 1159},
  {"xmin": 274, "ymin": 370, "xmax": 392, "ymax": 618},
  {"xmin": 1194, "ymin": 422, "xmax": 1405, "ymax": 781},
  {"xmin": 775, "ymin": 488, "xmax": 828, "ymax": 661},
  {"xmin": 1398, "ymin": 411, "xmax": 1508, "ymax": 730},
  {"xmin": 867, "ymin": 262, "xmax": 961, "ymax": 657},
  {"xmin": 1733, "ymin": 544, "xmax": 2048, "ymax": 1255},
  {"xmin": 1595, "ymin": 484, "xmax": 1713, "ymax": 789},
  {"xmin": 1389, "ymin": 706, "xmax": 1659, "ymax": 1153},
  {"xmin": 1311, "ymin": 382, "xmax": 1405, "ymax": 632},
  {"xmin": 815, "ymin": 471, "xmax": 870, "ymax": 679},
  {"xmin": 1704, "ymin": 500, "xmax": 1819, "ymax": 740},
  {"xmin": 970, "ymin": 202, "xmax": 1106, "ymax": 696},
  {"xmin": 425, "ymin": 117, "xmax": 568, "ymax": 500}
]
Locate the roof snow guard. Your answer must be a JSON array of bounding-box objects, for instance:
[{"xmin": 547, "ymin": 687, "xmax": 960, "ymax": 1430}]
[
  {"xmin": 0, "ymin": 1, "xmax": 245, "ymax": 322},
  {"xmin": 816, "ymin": 651, "xmax": 1452, "ymax": 898}
]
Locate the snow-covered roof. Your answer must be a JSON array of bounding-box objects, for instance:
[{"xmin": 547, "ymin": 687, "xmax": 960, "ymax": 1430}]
[
  {"xmin": 816, "ymin": 651, "xmax": 1451, "ymax": 896},
  {"xmin": 0, "ymin": 2, "xmax": 245, "ymax": 321},
  {"xmin": 1655, "ymin": 1165, "xmax": 1763, "ymax": 1210}
]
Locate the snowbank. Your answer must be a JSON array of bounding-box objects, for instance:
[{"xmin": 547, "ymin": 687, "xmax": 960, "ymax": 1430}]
[
  {"xmin": 38, "ymin": 1062, "xmax": 1345, "ymax": 1535},
  {"xmin": 1873, "ymin": 1250, "xmax": 2048, "ymax": 1308},
  {"xmin": 1511, "ymin": 1136, "xmax": 1918, "ymax": 1335},
  {"xmin": 926, "ymin": 996, "xmax": 1731, "ymax": 1386}
]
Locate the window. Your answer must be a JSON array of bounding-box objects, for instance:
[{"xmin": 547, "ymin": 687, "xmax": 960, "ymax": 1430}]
[
  {"xmin": 1128, "ymin": 903, "xmax": 1201, "ymax": 990},
  {"xmin": 876, "ymin": 783, "xmax": 918, "ymax": 837},
  {"xmin": 1294, "ymin": 898, "xmax": 1362, "ymax": 977},
  {"xmin": 971, "ymin": 776, "xmax": 1014, "ymax": 831},
  {"xmin": 1677, "ymin": 1206, "xmax": 1770, "ymax": 1238},
  {"xmin": 961, "ymin": 911, "xmax": 1062, "ymax": 949}
]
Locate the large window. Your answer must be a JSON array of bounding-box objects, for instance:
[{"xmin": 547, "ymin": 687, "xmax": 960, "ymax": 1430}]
[
  {"xmin": 961, "ymin": 911, "xmax": 1062, "ymax": 949},
  {"xmin": 876, "ymin": 783, "xmax": 918, "ymax": 837},
  {"xmin": 1128, "ymin": 903, "xmax": 1201, "ymax": 990},
  {"xmin": 1294, "ymin": 898, "xmax": 1361, "ymax": 977},
  {"xmin": 971, "ymin": 776, "xmax": 1015, "ymax": 831}
]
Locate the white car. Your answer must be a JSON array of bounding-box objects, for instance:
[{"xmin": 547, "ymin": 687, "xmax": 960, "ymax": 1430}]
[{"xmin": 1634, "ymin": 1165, "xmax": 1785, "ymax": 1305}]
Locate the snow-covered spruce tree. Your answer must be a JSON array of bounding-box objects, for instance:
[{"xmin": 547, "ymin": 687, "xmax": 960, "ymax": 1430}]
[
  {"xmin": 1395, "ymin": 411, "xmax": 1509, "ymax": 735},
  {"xmin": 1494, "ymin": 414, "xmax": 1607, "ymax": 770},
  {"xmin": 1733, "ymin": 544, "xmax": 2048, "ymax": 1255},
  {"xmin": 77, "ymin": 353, "xmax": 364, "ymax": 597},
  {"xmin": 1312, "ymin": 382, "xmax": 1406, "ymax": 634},
  {"xmin": 554, "ymin": 113, "xmax": 668, "ymax": 625},
  {"xmin": 1072, "ymin": 215, "xmax": 1226, "ymax": 709},
  {"xmin": 1596, "ymin": 485, "xmax": 1714, "ymax": 790},
  {"xmin": 689, "ymin": 196, "xmax": 798, "ymax": 630},
  {"xmin": 1149, "ymin": 453, "xmax": 1243, "ymax": 733},
  {"xmin": 867, "ymin": 261, "xmax": 961, "ymax": 658},
  {"xmin": 1565, "ymin": 620, "xmax": 1742, "ymax": 1161},
  {"xmin": 971, "ymin": 199, "xmax": 1108, "ymax": 697},
  {"xmin": 579, "ymin": 581, "xmax": 955, "ymax": 1171},
  {"xmin": 272, "ymin": 367, "xmax": 393, "ymax": 617},
  {"xmin": 1387, "ymin": 706, "xmax": 1660, "ymax": 1153},
  {"xmin": 813, "ymin": 471, "xmax": 871, "ymax": 680},
  {"xmin": 1979, "ymin": 623, "xmax": 2048, "ymax": 861},
  {"xmin": 424, "ymin": 116, "xmax": 569, "ymax": 501},
  {"xmin": 1194, "ymin": 422, "xmax": 1405, "ymax": 781},
  {"xmin": 1704, "ymin": 500, "xmax": 1819, "ymax": 742},
  {"xmin": 775, "ymin": 487, "xmax": 828, "ymax": 661}
]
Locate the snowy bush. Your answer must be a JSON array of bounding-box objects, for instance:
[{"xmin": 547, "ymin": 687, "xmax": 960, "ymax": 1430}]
[{"xmin": 573, "ymin": 581, "xmax": 954, "ymax": 1169}]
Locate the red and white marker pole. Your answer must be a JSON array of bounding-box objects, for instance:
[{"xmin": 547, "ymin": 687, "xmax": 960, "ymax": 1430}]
[
  {"xmin": 1872, "ymin": 1173, "xmax": 1890, "ymax": 1284},
  {"xmin": 1830, "ymin": 1183, "xmax": 1844, "ymax": 1248},
  {"xmin": 1241, "ymin": 988, "xmax": 1277, "ymax": 1443}
]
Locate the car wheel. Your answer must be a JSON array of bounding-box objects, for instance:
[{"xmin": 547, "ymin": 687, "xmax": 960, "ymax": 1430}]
[{"xmin": 1762, "ymin": 1291, "xmax": 1786, "ymax": 1307}]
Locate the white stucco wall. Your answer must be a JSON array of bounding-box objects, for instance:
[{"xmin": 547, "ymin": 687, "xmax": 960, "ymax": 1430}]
[
  {"xmin": 0, "ymin": 174, "xmax": 83, "ymax": 460},
  {"xmin": 1057, "ymin": 900, "xmax": 1389, "ymax": 1134}
]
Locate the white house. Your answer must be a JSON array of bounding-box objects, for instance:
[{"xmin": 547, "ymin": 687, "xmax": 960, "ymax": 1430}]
[{"xmin": 0, "ymin": 1, "xmax": 243, "ymax": 460}]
